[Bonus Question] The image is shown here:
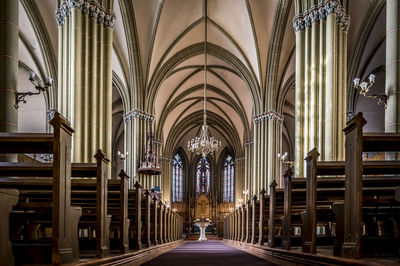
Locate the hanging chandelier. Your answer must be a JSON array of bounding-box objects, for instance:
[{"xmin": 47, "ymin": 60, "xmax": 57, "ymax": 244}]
[
  {"xmin": 138, "ymin": 125, "xmax": 162, "ymax": 175},
  {"xmin": 187, "ymin": 0, "xmax": 221, "ymax": 158}
]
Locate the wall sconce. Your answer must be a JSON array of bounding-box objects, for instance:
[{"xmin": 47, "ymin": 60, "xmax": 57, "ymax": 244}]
[
  {"xmin": 353, "ymin": 74, "xmax": 387, "ymax": 108},
  {"xmin": 242, "ymin": 189, "xmax": 248, "ymax": 195},
  {"xmin": 117, "ymin": 150, "xmax": 128, "ymax": 160},
  {"xmin": 164, "ymin": 200, "xmax": 170, "ymax": 209},
  {"xmin": 15, "ymin": 71, "xmax": 52, "ymax": 109},
  {"xmin": 278, "ymin": 152, "xmax": 294, "ymax": 168}
]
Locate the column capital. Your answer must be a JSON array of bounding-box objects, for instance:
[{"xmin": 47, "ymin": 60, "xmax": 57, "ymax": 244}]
[
  {"xmin": 235, "ymin": 156, "xmax": 245, "ymax": 164},
  {"xmin": 252, "ymin": 110, "xmax": 284, "ymax": 124},
  {"xmin": 123, "ymin": 108, "xmax": 155, "ymax": 123},
  {"xmin": 244, "ymin": 139, "xmax": 254, "ymax": 147},
  {"xmin": 160, "ymin": 156, "xmax": 172, "ymax": 162},
  {"xmin": 56, "ymin": 0, "xmax": 116, "ymax": 28},
  {"xmin": 293, "ymin": 0, "xmax": 350, "ymax": 32}
]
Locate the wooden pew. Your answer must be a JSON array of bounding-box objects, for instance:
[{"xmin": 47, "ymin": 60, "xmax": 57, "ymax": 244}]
[
  {"xmin": 129, "ymin": 181, "xmax": 142, "ymax": 250},
  {"xmin": 342, "ymin": 113, "xmax": 400, "ymax": 258},
  {"xmin": 302, "ymin": 149, "xmax": 345, "ymax": 254},
  {"xmin": 244, "ymin": 199, "xmax": 251, "ymax": 243},
  {"xmin": 0, "ymin": 112, "xmax": 82, "ymax": 264},
  {"xmin": 299, "ymin": 146, "xmax": 400, "ymax": 257},
  {"xmin": 0, "ymin": 151, "xmax": 112, "ymax": 261},
  {"xmin": 117, "ymin": 170, "xmax": 130, "ymax": 253},
  {"xmin": 251, "ymin": 195, "xmax": 259, "ymax": 244},
  {"xmin": 282, "ymin": 168, "xmax": 293, "ymax": 250},
  {"xmin": 0, "ymin": 189, "xmax": 19, "ymax": 265},
  {"xmin": 268, "ymin": 180, "xmax": 278, "ymax": 247}
]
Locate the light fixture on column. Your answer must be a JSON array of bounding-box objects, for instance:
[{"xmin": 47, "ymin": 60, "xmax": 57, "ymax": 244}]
[
  {"xmin": 242, "ymin": 189, "xmax": 249, "ymax": 202},
  {"xmin": 15, "ymin": 71, "xmax": 52, "ymax": 109},
  {"xmin": 353, "ymin": 74, "xmax": 387, "ymax": 108},
  {"xmin": 117, "ymin": 151, "xmax": 128, "ymax": 160},
  {"xmin": 187, "ymin": 0, "xmax": 221, "ymax": 158},
  {"xmin": 278, "ymin": 152, "xmax": 294, "ymax": 168}
]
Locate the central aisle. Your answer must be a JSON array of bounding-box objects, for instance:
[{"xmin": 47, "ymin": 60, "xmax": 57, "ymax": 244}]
[{"xmin": 141, "ymin": 241, "xmax": 278, "ymax": 266}]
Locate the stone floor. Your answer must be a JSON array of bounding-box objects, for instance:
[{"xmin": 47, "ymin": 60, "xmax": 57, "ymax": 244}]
[{"xmin": 141, "ymin": 241, "xmax": 278, "ymax": 266}]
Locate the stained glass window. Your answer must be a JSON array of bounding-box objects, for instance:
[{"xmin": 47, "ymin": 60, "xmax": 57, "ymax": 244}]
[
  {"xmin": 196, "ymin": 157, "xmax": 210, "ymax": 193},
  {"xmin": 172, "ymin": 153, "xmax": 183, "ymax": 202},
  {"xmin": 223, "ymin": 155, "xmax": 234, "ymax": 202}
]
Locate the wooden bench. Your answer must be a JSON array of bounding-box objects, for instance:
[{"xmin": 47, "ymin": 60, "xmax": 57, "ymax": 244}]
[
  {"xmin": 107, "ymin": 170, "xmax": 130, "ymax": 254},
  {"xmin": 0, "ymin": 151, "xmax": 112, "ymax": 261},
  {"xmin": 0, "ymin": 112, "xmax": 81, "ymax": 264},
  {"xmin": 296, "ymin": 147, "xmax": 400, "ymax": 257},
  {"xmin": 342, "ymin": 112, "xmax": 400, "ymax": 259}
]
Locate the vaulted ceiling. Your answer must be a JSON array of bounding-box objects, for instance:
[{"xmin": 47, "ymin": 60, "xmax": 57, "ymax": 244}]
[
  {"xmin": 18, "ymin": 0, "xmax": 386, "ymax": 160},
  {"xmin": 112, "ymin": 0, "xmax": 297, "ymax": 158}
]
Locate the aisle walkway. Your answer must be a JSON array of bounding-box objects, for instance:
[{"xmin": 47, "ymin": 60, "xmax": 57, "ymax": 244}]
[{"xmin": 141, "ymin": 241, "xmax": 278, "ymax": 266}]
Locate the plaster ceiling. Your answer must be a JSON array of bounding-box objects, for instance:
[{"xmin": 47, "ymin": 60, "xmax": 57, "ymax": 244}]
[{"xmin": 21, "ymin": 0, "xmax": 386, "ymax": 158}]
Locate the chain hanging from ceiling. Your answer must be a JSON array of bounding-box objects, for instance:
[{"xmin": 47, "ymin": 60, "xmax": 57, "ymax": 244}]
[{"xmin": 187, "ymin": 0, "xmax": 221, "ymax": 158}]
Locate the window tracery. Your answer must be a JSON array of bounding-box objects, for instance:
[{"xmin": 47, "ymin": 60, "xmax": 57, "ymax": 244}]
[
  {"xmin": 172, "ymin": 153, "xmax": 183, "ymax": 202},
  {"xmin": 196, "ymin": 157, "xmax": 210, "ymax": 194},
  {"xmin": 223, "ymin": 155, "xmax": 234, "ymax": 202}
]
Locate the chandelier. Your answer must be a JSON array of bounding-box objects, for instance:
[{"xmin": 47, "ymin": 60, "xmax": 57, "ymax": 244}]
[
  {"xmin": 187, "ymin": 0, "xmax": 221, "ymax": 158},
  {"xmin": 138, "ymin": 125, "xmax": 162, "ymax": 175}
]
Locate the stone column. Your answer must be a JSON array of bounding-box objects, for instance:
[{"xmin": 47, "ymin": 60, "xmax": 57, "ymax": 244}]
[
  {"xmin": 267, "ymin": 114, "xmax": 283, "ymax": 188},
  {"xmin": 244, "ymin": 140, "xmax": 253, "ymax": 199},
  {"xmin": 293, "ymin": 0, "xmax": 349, "ymax": 177},
  {"xmin": 56, "ymin": 0, "xmax": 115, "ymax": 165},
  {"xmin": 235, "ymin": 157, "xmax": 245, "ymax": 205},
  {"xmin": 123, "ymin": 110, "xmax": 154, "ymax": 187},
  {"xmin": 252, "ymin": 112, "xmax": 283, "ymax": 193},
  {"xmin": 161, "ymin": 156, "xmax": 172, "ymax": 203},
  {"xmin": 0, "ymin": 0, "xmax": 18, "ymax": 161},
  {"xmin": 385, "ymin": 0, "xmax": 400, "ymax": 139}
]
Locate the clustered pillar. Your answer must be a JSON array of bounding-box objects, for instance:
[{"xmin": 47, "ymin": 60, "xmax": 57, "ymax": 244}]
[
  {"xmin": 293, "ymin": 0, "xmax": 349, "ymax": 177},
  {"xmin": 385, "ymin": 0, "xmax": 400, "ymax": 141},
  {"xmin": 251, "ymin": 112, "xmax": 283, "ymax": 194},
  {"xmin": 234, "ymin": 157, "xmax": 245, "ymax": 205},
  {"xmin": 243, "ymin": 140, "xmax": 253, "ymax": 200},
  {"xmin": 161, "ymin": 156, "xmax": 172, "ymax": 203},
  {"xmin": 56, "ymin": 0, "xmax": 115, "ymax": 164},
  {"xmin": 123, "ymin": 110, "xmax": 162, "ymax": 188},
  {"xmin": 0, "ymin": 0, "xmax": 18, "ymax": 161}
]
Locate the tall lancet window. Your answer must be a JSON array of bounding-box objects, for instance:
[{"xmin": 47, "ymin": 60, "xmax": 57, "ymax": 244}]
[
  {"xmin": 223, "ymin": 155, "xmax": 234, "ymax": 202},
  {"xmin": 196, "ymin": 157, "xmax": 210, "ymax": 193},
  {"xmin": 172, "ymin": 153, "xmax": 183, "ymax": 202}
]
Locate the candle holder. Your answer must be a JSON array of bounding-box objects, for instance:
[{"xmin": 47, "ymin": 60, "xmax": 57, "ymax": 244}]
[
  {"xmin": 15, "ymin": 72, "xmax": 52, "ymax": 109},
  {"xmin": 278, "ymin": 152, "xmax": 295, "ymax": 168},
  {"xmin": 353, "ymin": 74, "xmax": 387, "ymax": 108},
  {"xmin": 117, "ymin": 150, "xmax": 128, "ymax": 160}
]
